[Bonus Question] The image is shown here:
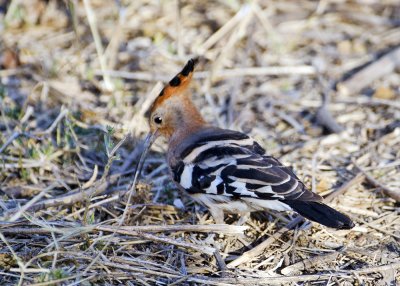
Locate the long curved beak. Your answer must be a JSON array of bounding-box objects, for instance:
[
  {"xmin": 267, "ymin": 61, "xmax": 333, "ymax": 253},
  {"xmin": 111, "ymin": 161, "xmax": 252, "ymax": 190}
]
[
  {"xmin": 137, "ymin": 131, "xmax": 158, "ymax": 175},
  {"xmin": 128, "ymin": 131, "xmax": 158, "ymax": 193}
]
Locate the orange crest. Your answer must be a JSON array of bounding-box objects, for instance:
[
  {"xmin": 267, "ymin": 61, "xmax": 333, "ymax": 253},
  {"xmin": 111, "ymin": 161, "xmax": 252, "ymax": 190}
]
[{"xmin": 150, "ymin": 58, "xmax": 199, "ymax": 113}]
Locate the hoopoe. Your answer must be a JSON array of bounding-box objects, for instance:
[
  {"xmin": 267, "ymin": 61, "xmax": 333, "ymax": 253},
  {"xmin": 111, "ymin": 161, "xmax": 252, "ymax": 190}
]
[{"xmin": 147, "ymin": 58, "xmax": 354, "ymax": 229}]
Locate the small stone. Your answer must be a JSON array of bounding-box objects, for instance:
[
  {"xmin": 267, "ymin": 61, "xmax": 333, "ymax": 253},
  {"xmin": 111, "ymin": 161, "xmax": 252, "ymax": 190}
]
[
  {"xmin": 373, "ymin": 86, "xmax": 395, "ymax": 99},
  {"xmin": 317, "ymin": 179, "xmax": 330, "ymax": 193},
  {"xmin": 337, "ymin": 40, "xmax": 352, "ymax": 55}
]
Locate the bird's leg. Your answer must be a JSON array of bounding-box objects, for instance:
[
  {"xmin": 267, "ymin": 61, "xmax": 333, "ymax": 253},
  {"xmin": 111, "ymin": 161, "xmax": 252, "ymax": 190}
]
[
  {"xmin": 209, "ymin": 207, "xmax": 225, "ymax": 224},
  {"xmin": 236, "ymin": 212, "xmax": 250, "ymax": 226}
]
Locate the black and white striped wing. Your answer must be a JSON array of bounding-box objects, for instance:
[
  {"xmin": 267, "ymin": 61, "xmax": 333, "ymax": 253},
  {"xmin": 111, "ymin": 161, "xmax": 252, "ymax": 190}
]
[{"xmin": 170, "ymin": 128, "xmax": 321, "ymax": 204}]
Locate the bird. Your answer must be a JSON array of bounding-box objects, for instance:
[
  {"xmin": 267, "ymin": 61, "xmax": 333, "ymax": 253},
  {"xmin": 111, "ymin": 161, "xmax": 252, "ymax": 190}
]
[{"xmin": 147, "ymin": 58, "xmax": 354, "ymax": 230}]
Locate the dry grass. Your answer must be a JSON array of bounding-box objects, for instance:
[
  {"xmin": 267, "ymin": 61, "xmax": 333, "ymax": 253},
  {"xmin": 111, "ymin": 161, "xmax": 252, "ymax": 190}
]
[{"xmin": 1, "ymin": 0, "xmax": 399, "ymax": 285}]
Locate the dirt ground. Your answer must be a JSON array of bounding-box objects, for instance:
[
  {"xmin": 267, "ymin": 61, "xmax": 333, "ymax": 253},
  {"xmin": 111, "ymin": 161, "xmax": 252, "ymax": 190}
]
[{"xmin": 0, "ymin": 0, "xmax": 399, "ymax": 285}]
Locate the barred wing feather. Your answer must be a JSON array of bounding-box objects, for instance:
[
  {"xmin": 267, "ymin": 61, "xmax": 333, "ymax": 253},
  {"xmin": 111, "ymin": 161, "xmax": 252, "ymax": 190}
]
[
  {"xmin": 171, "ymin": 128, "xmax": 321, "ymax": 203},
  {"xmin": 169, "ymin": 127, "xmax": 354, "ymax": 229}
]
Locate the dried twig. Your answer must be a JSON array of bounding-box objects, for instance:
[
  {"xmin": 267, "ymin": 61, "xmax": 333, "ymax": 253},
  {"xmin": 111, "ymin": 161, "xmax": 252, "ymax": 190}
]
[
  {"xmin": 196, "ymin": 4, "xmax": 252, "ymax": 54},
  {"xmin": 0, "ymin": 224, "xmax": 247, "ymax": 236},
  {"xmin": 227, "ymin": 216, "xmax": 304, "ymax": 268},
  {"xmin": 324, "ymin": 173, "xmax": 365, "ymax": 202},
  {"xmin": 7, "ymin": 183, "xmax": 58, "ymax": 222},
  {"xmin": 315, "ymin": 75, "xmax": 344, "ymax": 133},
  {"xmin": 96, "ymin": 226, "xmax": 216, "ymax": 255},
  {"xmin": 83, "ymin": 0, "xmax": 113, "ymax": 91},
  {"xmin": 338, "ymin": 46, "xmax": 400, "ymax": 96},
  {"xmin": 353, "ymin": 161, "xmax": 400, "ymax": 202},
  {"xmin": 96, "ymin": 224, "xmax": 247, "ymax": 235},
  {"xmin": 280, "ymin": 248, "xmax": 344, "ymax": 275},
  {"xmin": 0, "ymin": 131, "xmax": 39, "ymax": 154}
]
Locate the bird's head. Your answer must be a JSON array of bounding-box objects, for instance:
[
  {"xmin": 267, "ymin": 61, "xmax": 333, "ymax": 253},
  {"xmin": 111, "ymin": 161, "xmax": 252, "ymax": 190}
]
[{"xmin": 148, "ymin": 58, "xmax": 205, "ymax": 140}]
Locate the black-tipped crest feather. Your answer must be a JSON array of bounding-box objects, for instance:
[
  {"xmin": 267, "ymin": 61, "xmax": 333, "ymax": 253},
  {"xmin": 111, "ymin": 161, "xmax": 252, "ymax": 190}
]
[
  {"xmin": 181, "ymin": 58, "xmax": 199, "ymax": 76},
  {"xmin": 167, "ymin": 58, "xmax": 199, "ymax": 87}
]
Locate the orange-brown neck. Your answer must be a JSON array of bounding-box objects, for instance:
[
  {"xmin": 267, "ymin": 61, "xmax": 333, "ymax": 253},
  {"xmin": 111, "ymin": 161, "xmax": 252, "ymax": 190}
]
[
  {"xmin": 166, "ymin": 98, "xmax": 207, "ymax": 151},
  {"xmin": 167, "ymin": 96, "xmax": 207, "ymax": 148}
]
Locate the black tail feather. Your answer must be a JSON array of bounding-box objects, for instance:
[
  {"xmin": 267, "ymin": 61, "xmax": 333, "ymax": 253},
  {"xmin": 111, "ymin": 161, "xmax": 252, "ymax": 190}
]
[{"xmin": 284, "ymin": 200, "xmax": 354, "ymax": 229}]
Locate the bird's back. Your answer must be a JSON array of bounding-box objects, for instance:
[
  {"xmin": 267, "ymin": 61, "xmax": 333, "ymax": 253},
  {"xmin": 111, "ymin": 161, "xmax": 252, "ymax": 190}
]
[{"xmin": 169, "ymin": 127, "xmax": 318, "ymax": 202}]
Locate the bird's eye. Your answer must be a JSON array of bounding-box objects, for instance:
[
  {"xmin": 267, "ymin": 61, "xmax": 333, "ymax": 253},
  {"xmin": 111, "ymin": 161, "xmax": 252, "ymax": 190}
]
[{"xmin": 154, "ymin": 116, "xmax": 163, "ymax": 125}]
